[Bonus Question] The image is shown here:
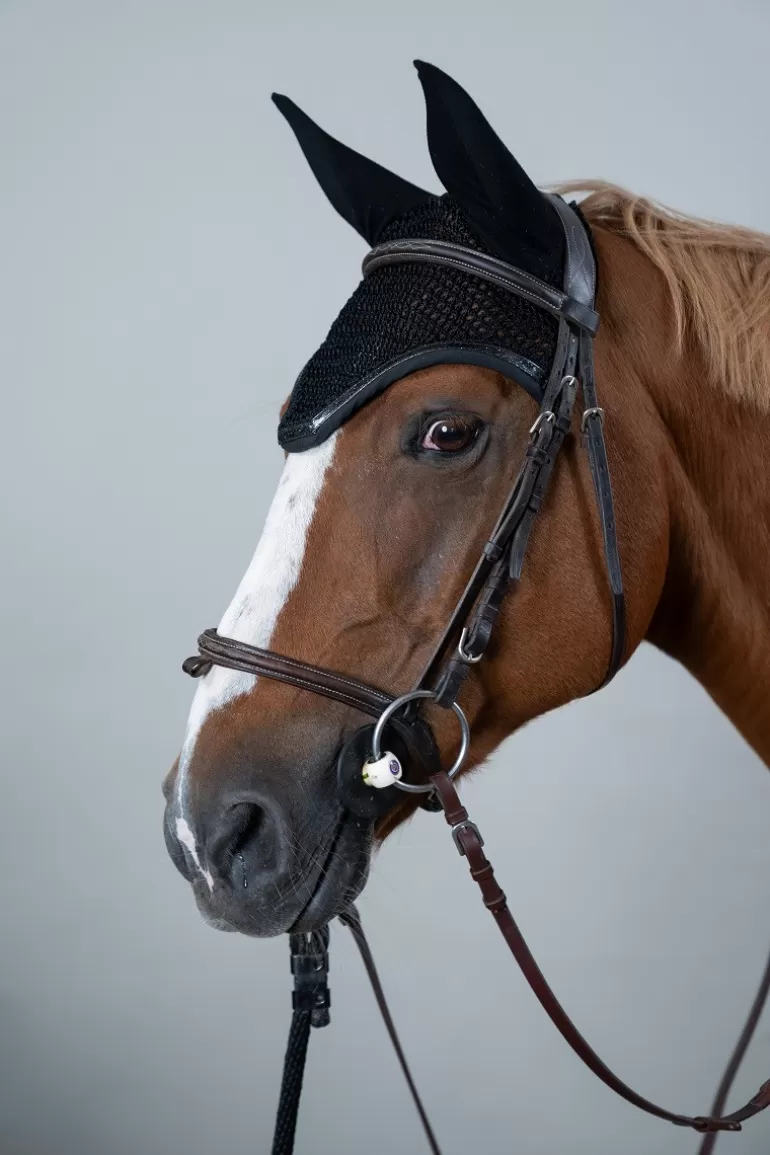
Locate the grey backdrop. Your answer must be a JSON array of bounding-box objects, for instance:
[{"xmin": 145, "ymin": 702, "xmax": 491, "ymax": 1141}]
[{"xmin": 2, "ymin": 1, "xmax": 770, "ymax": 1153}]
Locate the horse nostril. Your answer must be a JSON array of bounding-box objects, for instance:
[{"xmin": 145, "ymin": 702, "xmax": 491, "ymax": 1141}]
[
  {"xmin": 225, "ymin": 803, "xmax": 265, "ymax": 863},
  {"xmin": 207, "ymin": 799, "xmax": 280, "ymax": 889}
]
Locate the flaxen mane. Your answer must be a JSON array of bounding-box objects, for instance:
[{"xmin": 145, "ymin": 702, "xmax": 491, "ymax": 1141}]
[{"xmin": 558, "ymin": 181, "xmax": 770, "ymax": 411}]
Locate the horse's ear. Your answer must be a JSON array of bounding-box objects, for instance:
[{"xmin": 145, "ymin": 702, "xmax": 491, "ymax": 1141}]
[
  {"xmin": 272, "ymin": 93, "xmax": 434, "ymax": 245},
  {"xmin": 414, "ymin": 61, "xmax": 564, "ymax": 278}
]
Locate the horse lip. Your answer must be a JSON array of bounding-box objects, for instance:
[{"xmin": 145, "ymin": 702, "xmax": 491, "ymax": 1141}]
[
  {"xmin": 182, "ymin": 810, "xmax": 372, "ymax": 937},
  {"xmin": 289, "ymin": 812, "xmax": 371, "ymax": 933}
]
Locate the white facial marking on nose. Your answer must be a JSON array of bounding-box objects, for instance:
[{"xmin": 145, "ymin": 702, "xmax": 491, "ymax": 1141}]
[
  {"xmin": 174, "ymin": 431, "xmax": 339, "ymax": 867},
  {"xmin": 175, "ymin": 817, "xmax": 214, "ymax": 892}
]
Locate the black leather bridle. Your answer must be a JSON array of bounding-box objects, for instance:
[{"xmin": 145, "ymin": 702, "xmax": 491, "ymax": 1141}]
[{"xmin": 183, "ymin": 196, "xmax": 770, "ymax": 1146}]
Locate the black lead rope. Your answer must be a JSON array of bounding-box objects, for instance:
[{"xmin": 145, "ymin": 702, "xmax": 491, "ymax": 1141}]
[
  {"xmin": 271, "ymin": 926, "xmax": 331, "ymax": 1155},
  {"xmin": 271, "ymin": 1009, "xmax": 313, "ymax": 1155},
  {"xmin": 271, "ymin": 909, "xmax": 441, "ymax": 1155}
]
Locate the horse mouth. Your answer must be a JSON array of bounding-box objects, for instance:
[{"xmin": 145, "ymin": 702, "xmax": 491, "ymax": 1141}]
[
  {"xmin": 186, "ymin": 809, "xmax": 373, "ymax": 937},
  {"xmin": 289, "ymin": 812, "xmax": 372, "ymax": 933}
]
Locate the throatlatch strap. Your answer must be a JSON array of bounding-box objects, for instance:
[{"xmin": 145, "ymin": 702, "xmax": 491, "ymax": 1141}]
[{"xmin": 578, "ymin": 330, "xmax": 625, "ymax": 686}]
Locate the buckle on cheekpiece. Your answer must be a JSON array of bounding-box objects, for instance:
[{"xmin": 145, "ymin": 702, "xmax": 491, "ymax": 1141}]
[{"xmin": 580, "ymin": 406, "xmax": 604, "ymax": 433}]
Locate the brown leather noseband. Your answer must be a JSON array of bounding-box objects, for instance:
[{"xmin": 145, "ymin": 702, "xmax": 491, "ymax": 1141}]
[{"xmin": 183, "ymin": 196, "xmax": 770, "ymax": 1144}]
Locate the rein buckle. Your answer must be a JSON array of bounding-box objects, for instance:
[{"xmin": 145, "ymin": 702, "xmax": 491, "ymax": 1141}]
[{"xmin": 451, "ymin": 819, "xmax": 484, "ymax": 856}]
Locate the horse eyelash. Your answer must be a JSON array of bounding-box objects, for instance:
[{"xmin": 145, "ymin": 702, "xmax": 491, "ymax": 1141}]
[{"xmin": 417, "ymin": 411, "xmax": 482, "ymax": 441}]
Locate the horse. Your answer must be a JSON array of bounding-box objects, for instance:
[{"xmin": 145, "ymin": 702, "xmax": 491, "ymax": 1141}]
[{"xmin": 162, "ymin": 61, "xmax": 770, "ymax": 1149}]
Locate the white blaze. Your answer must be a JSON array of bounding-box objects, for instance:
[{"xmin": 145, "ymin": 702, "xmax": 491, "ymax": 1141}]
[
  {"xmin": 175, "ymin": 817, "xmax": 214, "ymax": 892},
  {"xmin": 174, "ymin": 432, "xmax": 339, "ymax": 876}
]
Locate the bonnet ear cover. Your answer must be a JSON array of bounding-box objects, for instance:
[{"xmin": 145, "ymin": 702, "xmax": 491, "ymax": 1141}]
[
  {"xmin": 414, "ymin": 60, "xmax": 564, "ymax": 282},
  {"xmin": 271, "ymin": 93, "xmax": 434, "ymax": 244},
  {"xmin": 274, "ymin": 65, "xmax": 567, "ymax": 451}
]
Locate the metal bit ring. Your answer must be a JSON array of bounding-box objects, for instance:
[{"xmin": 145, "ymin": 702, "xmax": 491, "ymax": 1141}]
[{"xmin": 371, "ymin": 689, "xmax": 470, "ymax": 794}]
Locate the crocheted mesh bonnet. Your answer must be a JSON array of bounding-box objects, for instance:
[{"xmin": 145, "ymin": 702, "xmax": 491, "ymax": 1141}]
[
  {"xmin": 272, "ymin": 62, "xmax": 578, "ymax": 451},
  {"xmin": 277, "ymin": 194, "xmax": 560, "ymax": 450}
]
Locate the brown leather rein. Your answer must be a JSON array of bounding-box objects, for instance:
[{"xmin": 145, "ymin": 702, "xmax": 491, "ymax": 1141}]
[{"xmin": 183, "ymin": 197, "xmax": 770, "ymax": 1146}]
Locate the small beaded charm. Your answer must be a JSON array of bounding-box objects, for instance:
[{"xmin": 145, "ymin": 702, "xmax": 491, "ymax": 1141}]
[{"xmin": 361, "ymin": 752, "xmax": 403, "ymax": 789}]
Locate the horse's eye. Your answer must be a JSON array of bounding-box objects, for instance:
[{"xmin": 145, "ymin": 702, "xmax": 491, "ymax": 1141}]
[{"xmin": 420, "ymin": 415, "xmax": 481, "ymax": 453}]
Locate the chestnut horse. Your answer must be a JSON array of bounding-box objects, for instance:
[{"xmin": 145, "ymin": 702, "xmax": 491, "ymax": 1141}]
[{"xmin": 163, "ymin": 62, "xmax": 770, "ymax": 1149}]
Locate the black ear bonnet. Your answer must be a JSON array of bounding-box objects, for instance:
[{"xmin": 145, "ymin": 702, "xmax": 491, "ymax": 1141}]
[{"xmin": 273, "ymin": 62, "xmax": 583, "ymax": 453}]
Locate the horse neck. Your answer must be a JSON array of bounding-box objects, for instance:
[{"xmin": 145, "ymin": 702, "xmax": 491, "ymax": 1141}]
[{"xmin": 607, "ymin": 232, "xmax": 770, "ymax": 764}]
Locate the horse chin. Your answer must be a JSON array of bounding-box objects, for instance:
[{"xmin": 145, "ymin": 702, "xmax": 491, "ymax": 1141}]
[
  {"xmin": 190, "ymin": 812, "xmax": 373, "ymax": 938},
  {"xmin": 290, "ymin": 816, "xmax": 373, "ymax": 933}
]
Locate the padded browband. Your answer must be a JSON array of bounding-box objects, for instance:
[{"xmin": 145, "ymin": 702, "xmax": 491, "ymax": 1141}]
[{"xmin": 362, "ymin": 237, "xmax": 600, "ymax": 336}]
